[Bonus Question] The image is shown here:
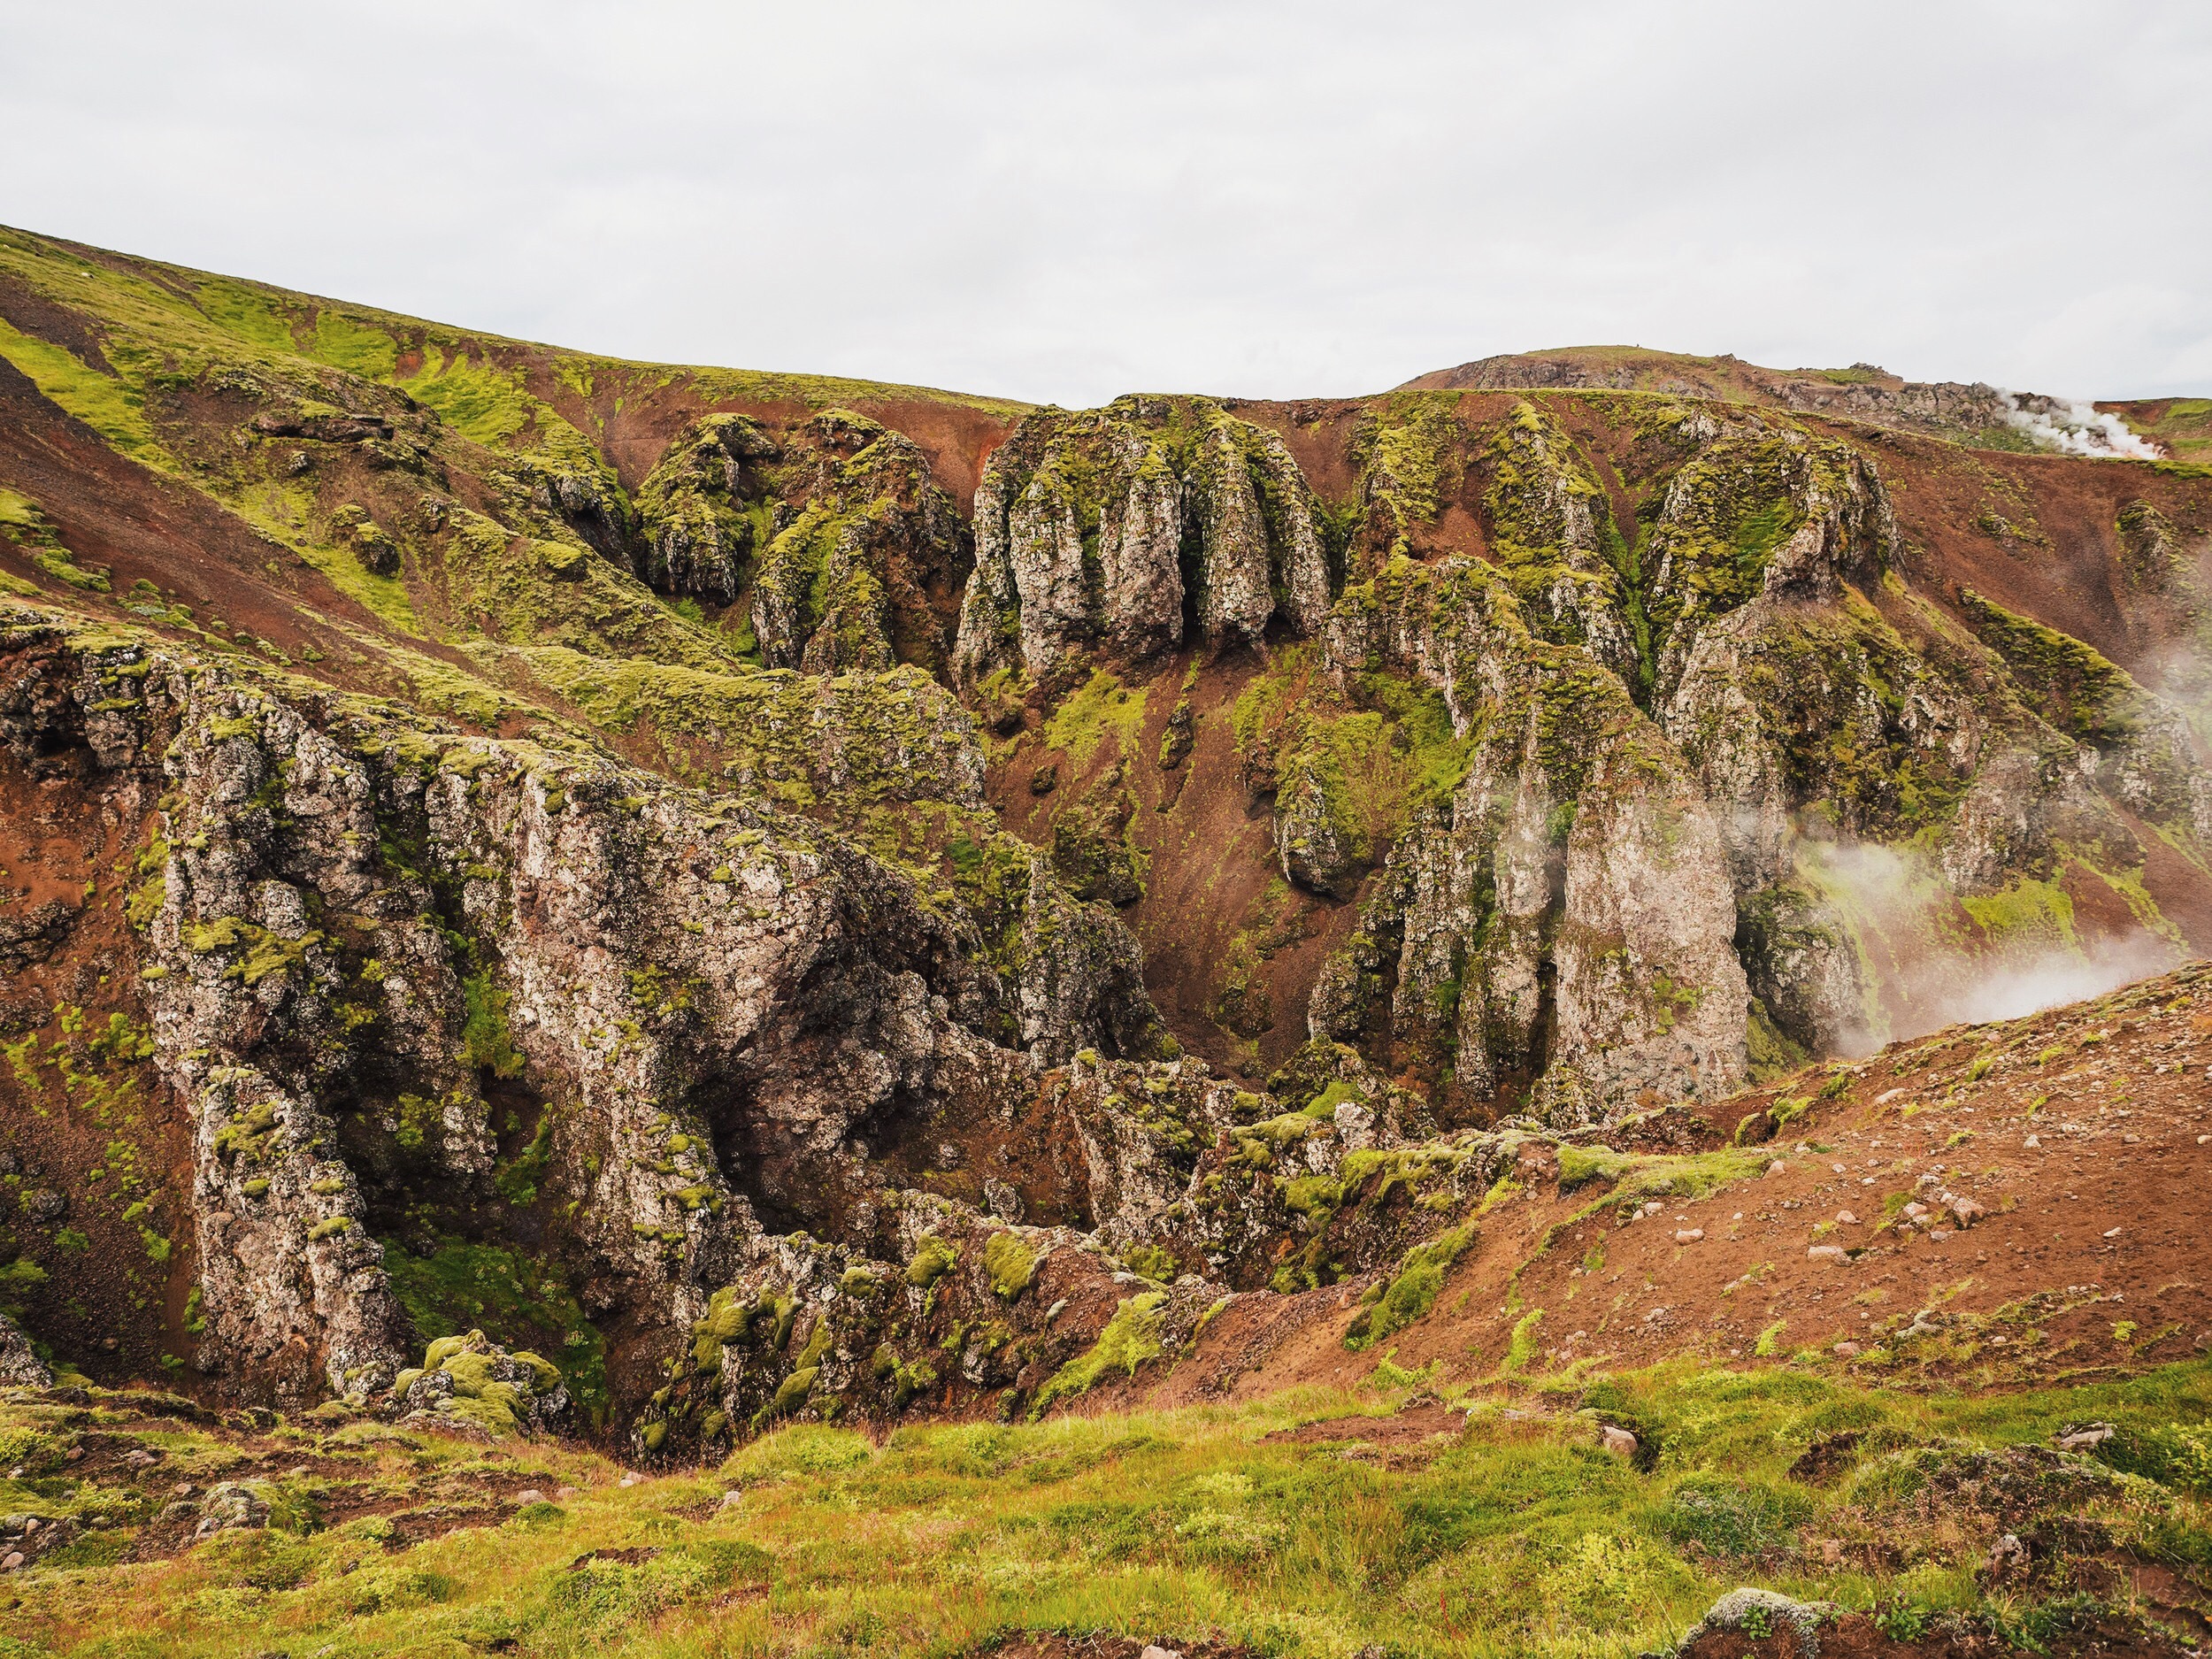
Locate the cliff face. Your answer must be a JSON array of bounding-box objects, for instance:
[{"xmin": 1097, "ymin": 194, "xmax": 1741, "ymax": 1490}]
[
  {"xmin": 2, "ymin": 226, "xmax": 2210, "ymax": 1440},
  {"xmin": 954, "ymin": 397, "xmax": 1330, "ymax": 682}
]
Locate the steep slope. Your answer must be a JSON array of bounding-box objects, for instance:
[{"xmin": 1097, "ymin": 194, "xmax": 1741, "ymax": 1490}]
[{"xmin": 1, "ymin": 223, "xmax": 2210, "ymax": 1464}]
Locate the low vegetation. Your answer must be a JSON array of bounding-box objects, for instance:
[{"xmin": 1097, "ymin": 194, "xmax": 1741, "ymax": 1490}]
[{"xmin": 7, "ymin": 1359, "xmax": 2212, "ymax": 1655}]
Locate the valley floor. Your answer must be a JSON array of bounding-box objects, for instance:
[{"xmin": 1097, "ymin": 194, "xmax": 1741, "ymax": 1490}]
[
  {"xmin": 4, "ymin": 961, "xmax": 2211, "ymax": 1659},
  {"xmin": 3, "ymin": 1354, "xmax": 2211, "ymax": 1656}
]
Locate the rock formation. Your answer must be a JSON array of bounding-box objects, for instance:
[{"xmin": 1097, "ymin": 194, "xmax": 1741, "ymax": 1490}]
[
  {"xmin": 0, "ymin": 224, "xmax": 2208, "ymax": 1446},
  {"xmin": 954, "ymin": 396, "xmax": 1331, "ymax": 682}
]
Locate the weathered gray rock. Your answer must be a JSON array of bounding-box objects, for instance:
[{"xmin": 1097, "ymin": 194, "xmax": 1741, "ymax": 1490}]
[
  {"xmin": 194, "ymin": 1480, "xmax": 271, "ymax": 1538},
  {"xmin": 1675, "ymin": 1586, "xmax": 1835, "ymax": 1658},
  {"xmin": 954, "ymin": 397, "xmax": 1332, "ymax": 681},
  {"xmin": 749, "ymin": 411, "xmax": 970, "ymax": 675},
  {"xmin": 390, "ymin": 1329, "xmax": 569, "ymax": 1439},
  {"xmin": 0, "ymin": 606, "xmax": 1186, "ymax": 1414},
  {"xmin": 634, "ymin": 413, "xmax": 777, "ymax": 604},
  {"xmin": 1313, "ymin": 554, "xmax": 1749, "ymax": 1118},
  {"xmin": 0, "ymin": 1314, "xmax": 50, "ymax": 1389}
]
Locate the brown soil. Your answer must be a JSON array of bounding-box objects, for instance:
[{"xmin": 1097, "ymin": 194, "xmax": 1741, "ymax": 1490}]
[
  {"xmin": 974, "ymin": 1637, "xmax": 1256, "ymax": 1659},
  {"xmin": 1111, "ymin": 961, "xmax": 2212, "ymax": 1407},
  {"xmin": 987, "ymin": 648, "xmax": 1362, "ymax": 1087},
  {"xmin": 0, "ymin": 722, "xmax": 198, "ymax": 1388}
]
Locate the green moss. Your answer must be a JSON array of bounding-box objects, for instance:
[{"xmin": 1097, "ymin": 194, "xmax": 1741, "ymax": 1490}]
[
  {"xmin": 0, "ymin": 318, "xmax": 161, "ymax": 460},
  {"xmin": 1350, "ymin": 393, "xmax": 1465, "ymax": 563},
  {"xmin": 459, "ymin": 972, "xmax": 525, "ymax": 1078},
  {"xmin": 1030, "ymin": 1292, "xmax": 1167, "ymax": 1416},
  {"xmin": 905, "ymin": 1234, "xmax": 957, "ymax": 1288},
  {"xmin": 1746, "ymin": 999, "xmax": 1810, "ymax": 1083},
  {"xmin": 306, "ymin": 310, "xmax": 401, "ymax": 378},
  {"xmin": 1345, "ymin": 1224, "xmax": 1475, "ymax": 1350},
  {"xmin": 1957, "ymin": 588, "xmax": 2141, "ymax": 745},
  {"xmin": 1961, "ymin": 875, "xmax": 2078, "ymax": 949},
  {"xmin": 983, "ymin": 1233, "xmax": 1037, "ymax": 1299},
  {"xmin": 384, "ymin": 1240, "xmax": 609, "ymax": 1425},
  {"xmin": 403, "ymin": 343, "xmax": 541, "ymax": 448},
  {"xmin": 1042, "ymin": 671, "xmax": 1148, "ymax": 772},
  {"xmin": 1555, "ymin": 1144, "xmax": 1769, "ymax": 1206}
]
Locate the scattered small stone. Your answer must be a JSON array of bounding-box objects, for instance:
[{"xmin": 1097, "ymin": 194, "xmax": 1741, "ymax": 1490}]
[
  {"xmin": 555, "ymin": 1486, "xmax": 581, "ymax": 1501},
  {"xmin": 1600, "ymin": 1425, "xmax": 1639, "ymax": 1458},
  {"xmin": 0, "ymin": 1555, "xmax": 19, "ymax": 1572},
  {"xmin": 1833, "ymin": 1340, "xmax": 1861, "ymax": 1356},
  {"xmin": 2103, "ymin": 1226, "xmax": 2122, "ymax": 1239},
  {"xmin": 2056, "ymin": 1423, "xmax": 2115, "ymax": 1451},
  {"xmin": 617, "ymin": 1472, "xmax": 640, "ymax": 1488},
  {"xmin": 1834, "ymin": 1210, "xmax": 1858, "ymax": 1225},
  {"xmin": 1986, "ymin": 1532, "xmax": 2031, "ymax": 1582},
  {"xmin": 718, "ymin": 1488, "xmax": 744, "ymax": 1509},
  {"xmin": 2026, "ymin": 1133, "xmax": 2041, "ymax": 1148},
  {"xmin": 1674, "ymin": 1228, "xmax": 1703, "ymax": 1244},
  {"xmin": 20, "ymin": 1191, "xmax": 65, "ymax": 1224},
  {"xmin": 1141, "ymin": 1647, "xmax": 1183, "ymax": 1659},
  {"xmin": 1808, "ymin": 1245, "xmax": 1847, "ymax": 1263},
  {"xmin": 1766, "ymin": 1160, "xmax": 1786, "ymax": 1176},
  {"xmin": 513, "ymin": 1489, "xmax": 546, "ymax": 1506}
]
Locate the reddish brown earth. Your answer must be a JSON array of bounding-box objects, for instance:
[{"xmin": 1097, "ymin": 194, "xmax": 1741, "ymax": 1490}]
[{"xmin": 1108, "ymin": 961, "xmax": 2212, "ymax": 1408}]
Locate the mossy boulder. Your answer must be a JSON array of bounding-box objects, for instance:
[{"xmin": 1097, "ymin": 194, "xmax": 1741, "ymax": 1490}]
[{"xmin": 390, "ymin": 1329, "xmax": 568, "ymax": 1440}]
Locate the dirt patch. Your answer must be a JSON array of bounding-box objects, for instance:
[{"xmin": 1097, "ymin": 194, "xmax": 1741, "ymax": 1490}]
[
  {"xmin": 973, "ymin": 1636, "xmax": 1256, "ymax": 1659},
  {"xmin": 1120, "ymin": 961, "xmax": 2212, "ymax": 1408},
  {"xmin": 1264, "ymin": 1399, "xmax": 1464, "ymax": 1447}
]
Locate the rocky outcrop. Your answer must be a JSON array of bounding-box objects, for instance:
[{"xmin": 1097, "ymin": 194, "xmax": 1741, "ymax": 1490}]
[
  {"xmin": 633, "ymin": 409, "xmax": 970, "ymax": 674},
  {"xmin": 634, "ymin": 414, "xmax": 775, "ymax": 605},
  {"xmin": 1480, "ymin": 402, "xmax": 1642, "ymax": 686},
  {"xmin": 633, "ymin": 1041, "xmax": 1509, "ymax": 1454},
  {"xmin": 1642, "ymin": 419, "xmax": 1896, "ymax": 705},
  {"xmin": 0, "ymin": 606, "xmax": 1169, "ymax": 1412},
  {"xmin": 1402, "ymin": 349, "xmax": 2025, "ymax": 450},
  {"xmin": 954, "ymin": 397, "xmax": 1331, "ymax": 682},
  {"xmin": 391, "ymin": 1330, "xmax": 569, "ymax": 1439},
  {"xmin": 0, "ymin": 1314, "xmax": 50, "ymax": 1389},
  {"xmin": 749, "ymin": 411, "xmax": 971, "ymax": 675},
  {"xmin": 1312, "ymin": 555, "xmax": 1749, "ymax": 1119}
]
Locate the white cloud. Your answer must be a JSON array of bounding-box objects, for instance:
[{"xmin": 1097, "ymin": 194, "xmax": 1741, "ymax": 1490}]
[{"xmin": 1, "ymin": 0, "xmax": 2207, "ymax": 406}]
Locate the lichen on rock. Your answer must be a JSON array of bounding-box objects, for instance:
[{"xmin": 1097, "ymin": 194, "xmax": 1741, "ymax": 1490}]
[{"xmin": 954, "ymin": 396, "xmax": 1332, "ymax": 682}]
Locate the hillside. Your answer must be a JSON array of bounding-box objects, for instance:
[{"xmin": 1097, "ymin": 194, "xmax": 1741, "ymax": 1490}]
[
  {"xmin": 3, "ymin": 223, "xmax": 2212, "ymax": 1654},
  {"xmin": 1399, "ymin": 346, "xmax": 2185, "ymax": 461}
]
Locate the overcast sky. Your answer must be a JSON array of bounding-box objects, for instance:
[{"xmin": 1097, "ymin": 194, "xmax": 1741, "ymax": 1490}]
[{"xmin": 4, "ymin": 2, "xmax": 2208, "ymax": 406}]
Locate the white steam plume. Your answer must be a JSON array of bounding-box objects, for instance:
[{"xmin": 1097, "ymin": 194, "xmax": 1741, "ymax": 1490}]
[
  {"xmin": 1798, "ymin": 836, "xmax": 2187, "ymax": 1052},
  {"xmin": 2000, "ymin": 391, "xmax": 2162, "ymax": 459},
  {"xmin": 1905, "ymin": 928, "xmax": 2179, "ymax": 1030}
]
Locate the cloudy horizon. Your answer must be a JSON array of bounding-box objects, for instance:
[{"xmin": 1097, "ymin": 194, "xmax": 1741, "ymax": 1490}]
[{"xmin": 4, "ymin": 1, "xmax": 2208, "ymax": 408}]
